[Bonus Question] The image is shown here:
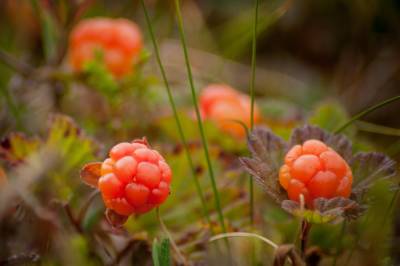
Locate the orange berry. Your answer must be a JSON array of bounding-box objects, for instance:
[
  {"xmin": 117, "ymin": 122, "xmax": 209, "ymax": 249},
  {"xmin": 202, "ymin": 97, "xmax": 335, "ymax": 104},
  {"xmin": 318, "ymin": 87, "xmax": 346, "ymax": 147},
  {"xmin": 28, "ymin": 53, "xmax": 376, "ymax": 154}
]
[
  {"xmin": 285, "ymin": 145, "xmax": 302, "ymax": 166},
  {"xmin": 125, "ymin": 183, "xmax": 150, "ymax": 207},
  {"xmin": 290, "ymin": 154, "xmax": 321, "ymax": 184},
  {"xmin": 307, "ymin": 171, "xmax": 339, "ymax": 198},
  {"xmin": 114, "ymin": 156, "xmax": 137, "ymax": 183},
  {"xmin": 279, "ymin": 164, "xmax": 291, "ymax": 189},
  {"xmin": 199, "ymin": 84, "xmax": 261, "ymax": 138},
  {"xmin": 302, "ymin": 140, "xmax": 328, "ymax": 155},
  {"xmin": 320, "ymin": 150, "xmax": 347, "ymax": 177},
  {"xmin": 109, "ymin": 142, "xmax": 135, "ymax": 161},
  {"xmin": 279, "ymin": 139, "xmax": 353, "ymax": 208},
  {"xmin": 98, "ymin": 173, "xmax": 124, "ymax": 199},
  {"xmin": 101, "ymin": 158, "xmax": 114, "ymax": 176},
  {"xmin": 69, "ymin": 17, "xmax": 142, "ymax": 77},
  {"xmin": 98, "ymin": 139, "xmax": 172, "ymax": 216},
  {"xmin": 287, "ymin": 179, "xmax": 311, "ymax": 205}
]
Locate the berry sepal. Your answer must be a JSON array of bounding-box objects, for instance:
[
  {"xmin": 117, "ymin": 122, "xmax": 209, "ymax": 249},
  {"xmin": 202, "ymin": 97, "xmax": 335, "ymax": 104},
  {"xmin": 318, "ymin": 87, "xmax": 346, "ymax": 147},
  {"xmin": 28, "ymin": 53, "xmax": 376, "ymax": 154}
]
[{"xmin": 282, "ymin": 197, "xmax": 364, "ymax": 224}]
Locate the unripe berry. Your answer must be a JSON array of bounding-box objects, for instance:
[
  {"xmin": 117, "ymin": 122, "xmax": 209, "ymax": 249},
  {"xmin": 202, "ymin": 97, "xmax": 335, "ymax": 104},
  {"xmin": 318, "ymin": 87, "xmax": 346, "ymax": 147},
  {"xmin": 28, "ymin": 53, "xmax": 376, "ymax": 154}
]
[
  {"xmin": 98, "ymin": 139, "xmax": 171, "ymax": 216},
  {"xmin": 69, "ymin": 18, "xmax": 142, "ymax": 77},
  {"xmin": 279, "ymin": 139, "xmax": 353, "ymax": 207},
  {"xmin": 199, "ymin": 84, "xmax": 261, "ymax": 138}
]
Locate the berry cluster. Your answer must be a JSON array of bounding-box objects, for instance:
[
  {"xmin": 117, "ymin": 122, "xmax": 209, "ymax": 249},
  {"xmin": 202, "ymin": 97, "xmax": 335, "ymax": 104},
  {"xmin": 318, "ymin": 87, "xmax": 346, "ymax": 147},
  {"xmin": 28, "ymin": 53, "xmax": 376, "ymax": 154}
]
[
  {"xmin": 69, "ymin": 18, "xmax": 142, "ymax": 77},
  {"xmin": 98, "ymin": 139, "xmax": 171, "ymax": 216},
  {"xmin": 199, "ymin": 84, "xmax": 260, "ymax": 138},
  {"xmin": 279, "ymin": 139, "xmax": 352, "ymax": 207}
]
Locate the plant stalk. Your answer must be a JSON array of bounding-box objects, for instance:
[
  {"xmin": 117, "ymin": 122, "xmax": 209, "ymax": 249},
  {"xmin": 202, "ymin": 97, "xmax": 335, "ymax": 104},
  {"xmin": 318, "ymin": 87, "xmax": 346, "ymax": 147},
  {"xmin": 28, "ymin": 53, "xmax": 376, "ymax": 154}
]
[{"xmin": 173, "ymin": 0, "xmax": 226, "ymax": 234}]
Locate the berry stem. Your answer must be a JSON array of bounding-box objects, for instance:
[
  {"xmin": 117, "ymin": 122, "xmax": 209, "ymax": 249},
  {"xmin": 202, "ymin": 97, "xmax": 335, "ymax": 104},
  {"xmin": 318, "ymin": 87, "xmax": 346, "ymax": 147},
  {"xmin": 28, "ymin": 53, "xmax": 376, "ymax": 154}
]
[
  {"xmin": 139, "ymin": 0, "xmax": 212, "ymax": 228},
  {"xmin": 300, "ymin": 220, "xmax": 311, "ymax": 259},
  {"xmin": 156, "ymin": 207, "xmax": 186, "ymax": 265},
  {"xmin": 173, "ymin": 0, "xmax": 227, "ymax": 234},
  {"xmin": 249, "ymin": 0, "xmax": 259, "ymax": 226}
]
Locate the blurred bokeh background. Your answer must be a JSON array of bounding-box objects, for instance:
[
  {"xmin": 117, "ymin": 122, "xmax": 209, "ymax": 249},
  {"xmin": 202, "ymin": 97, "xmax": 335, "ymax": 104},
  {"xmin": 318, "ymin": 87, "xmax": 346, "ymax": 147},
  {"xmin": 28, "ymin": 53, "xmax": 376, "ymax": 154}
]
[{"xmin": 0, "ymin": 0, "xmax": 399, "ymax": 265}]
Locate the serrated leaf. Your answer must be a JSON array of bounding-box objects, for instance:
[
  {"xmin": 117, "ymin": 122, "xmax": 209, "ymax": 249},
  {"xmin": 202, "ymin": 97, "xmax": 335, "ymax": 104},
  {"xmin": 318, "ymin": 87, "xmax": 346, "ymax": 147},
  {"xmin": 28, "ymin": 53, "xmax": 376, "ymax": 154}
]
[
  {"xmin": 240, "ymin": 127, "xmax": 288, "ymax": 203},
  {"xmin": 289, "ymin": 125, "xmax": 353, "ymax": 161},
  {"xmin": 80, "ymin": 162, "xmax": 102, "ymax": 188},
  {"xmin": 240, "ymin": 157, "xmax": 286, "ymax": 203},
  {"xmin": 351, "ymin": 152, "xmax": 397, "ymax": 201}
]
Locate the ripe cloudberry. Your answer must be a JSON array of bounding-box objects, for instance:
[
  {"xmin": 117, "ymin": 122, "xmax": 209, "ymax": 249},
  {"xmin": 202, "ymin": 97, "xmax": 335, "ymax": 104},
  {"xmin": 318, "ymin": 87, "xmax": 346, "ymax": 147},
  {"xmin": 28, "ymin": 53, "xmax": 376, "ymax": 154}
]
[
  {"xmin": 279, "ymin": 139, "xmax": 353, "ymax": 207},
  {"xmin": 98, "ymin": 139, "xmax": 171, "ymax": 216},
  {"xmin": 69, "ymin": 17, "xmax": 142, "ymax": 77},
  {"xmin": 199, "ymin": 84, "xmax": 261, "ymax": 138}
]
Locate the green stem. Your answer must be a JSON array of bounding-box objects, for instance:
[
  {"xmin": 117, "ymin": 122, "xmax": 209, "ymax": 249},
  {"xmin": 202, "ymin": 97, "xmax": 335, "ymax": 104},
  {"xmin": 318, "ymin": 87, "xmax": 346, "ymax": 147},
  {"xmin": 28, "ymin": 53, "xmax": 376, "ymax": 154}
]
[
  {"xmin": 249, "ymin": 0, "xmax": 259, "ymax": 226},
  {"xmin": 335, "ymin": 95, "xmax": 400, "ymax": 133},
  {"xmin": 156, "ymin": 208, "xmax": 186, "ymax": 265},
  {"xmin": 331, "ymin": 221, "xmax": 346, "ymax": 266},
  {"xmin": 356, "ymin": 120, "xmax": 400, "ymax": 137},
  {"xmin": 140, "ymin": 0, "xmax": 211, "ymax": 228},
  {"xmin": 173, "ymin": 0, "xmax": 226, "ymax": 234}
]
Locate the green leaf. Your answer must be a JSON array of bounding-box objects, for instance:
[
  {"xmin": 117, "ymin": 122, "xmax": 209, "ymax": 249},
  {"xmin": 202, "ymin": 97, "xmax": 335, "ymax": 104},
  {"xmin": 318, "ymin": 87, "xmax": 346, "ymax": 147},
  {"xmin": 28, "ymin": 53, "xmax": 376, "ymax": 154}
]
[
  {"xmin": 31, "ymin": 0, "xmax": 59, "ymax": 61},
  {"xmin": 82, "ymin": 54, "xmax": 119, "ymax": 98},
  {"xmin": 152, "ymin": 239, "xmax": 160, "ymax": 266},
  {"xmin": 0, "ymin": 133, "xmax": 41, "ymax": 164},
  {"xmin": 309, "ymin": 101, "xmax": 352, "ymax": 134}
]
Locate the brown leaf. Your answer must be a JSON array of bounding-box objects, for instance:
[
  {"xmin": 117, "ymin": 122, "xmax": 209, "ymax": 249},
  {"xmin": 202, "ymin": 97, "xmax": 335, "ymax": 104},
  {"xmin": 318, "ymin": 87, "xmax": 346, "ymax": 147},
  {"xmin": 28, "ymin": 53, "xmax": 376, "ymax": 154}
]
[
  {"xmin": 273, "ymin": 244, "xmax": 305, "ymax": 266},
  {"xmin": 80, "ymin": 162, "xmax": 102, "ymax": 188},
  {"xmin": 105, "ymin": 208, "xmax": 128, "ymax": 227}
]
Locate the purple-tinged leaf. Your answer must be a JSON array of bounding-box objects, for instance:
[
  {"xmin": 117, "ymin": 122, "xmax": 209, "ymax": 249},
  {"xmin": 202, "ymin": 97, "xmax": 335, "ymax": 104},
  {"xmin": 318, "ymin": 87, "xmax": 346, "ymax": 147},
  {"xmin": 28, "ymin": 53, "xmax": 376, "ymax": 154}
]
[
  {"xmin": 351, "ymin": 152, "xmax": 397, "ymax": 200},
  {"xmin": 281, "ymin": 197, "xmax": 364, "ymax": 223},
  {"xmin": 240, "ymin": 157, "xmax": 286, "ymax": 203},
  {"xmin": 247, "ymin": 127, "xmax": 287, "ymax": 170},
  {"xmin": 240, "ymin": 127, "xmax": 287, "ymax": 203}
]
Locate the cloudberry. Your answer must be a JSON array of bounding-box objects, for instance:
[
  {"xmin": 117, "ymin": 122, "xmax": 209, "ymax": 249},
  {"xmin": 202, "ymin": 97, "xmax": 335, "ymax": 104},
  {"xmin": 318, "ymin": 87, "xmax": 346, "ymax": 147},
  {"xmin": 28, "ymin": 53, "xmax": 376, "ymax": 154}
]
[
  {"xmin": 279, "ymin": 139, "xmax": 352, "ymax": 207},
  {"xmin": 98, "ymin": 139, "xmax": 171, "ymax": 216},
  {"xmin": 69, "ymin": 17, "xmax": 142, "ymax": 77},
  {"xmin": 199, "ymin": 84, "xmax": 261, "ymax": 138}
]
